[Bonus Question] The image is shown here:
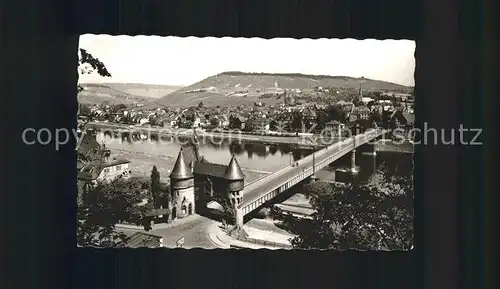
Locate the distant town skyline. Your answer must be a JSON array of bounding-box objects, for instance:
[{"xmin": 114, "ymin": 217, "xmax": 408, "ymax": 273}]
[{"xmin": 79, "ymin": 35, "xmax": 415, "ymax": 87}]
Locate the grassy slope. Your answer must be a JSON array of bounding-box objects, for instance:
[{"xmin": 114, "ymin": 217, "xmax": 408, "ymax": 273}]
[
  {"xmin": 77, "ymin": 83, "xmax": 176, "ymax": 106},
  {"xmin": 103, "ymin": 83, "xmax": 184, "ymax": 98},
  {"xmin": 157, "ymin": 72, "xmax": 412, "ymax": 107}
]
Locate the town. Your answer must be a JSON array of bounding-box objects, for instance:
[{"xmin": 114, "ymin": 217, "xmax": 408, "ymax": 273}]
[
  {"xmin": 79, "ymin": 85, "xmax": 414, "ymax": 135},
  {"xmin": 77, "ymin": 35, "xmax": 415, "ymax": 250}
]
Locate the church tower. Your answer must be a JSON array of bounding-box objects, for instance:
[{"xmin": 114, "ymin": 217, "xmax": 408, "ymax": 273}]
[
  {"xmin": 358, "ymin": 76, "xmax": 365, "ymax": 103},
  {"xmin": 225, "ymin": 155, "xmax": 245, "ymax": 227},
  {"xmin": 169, "ymin": 148, "xmax": 195, "ymax": 219}
]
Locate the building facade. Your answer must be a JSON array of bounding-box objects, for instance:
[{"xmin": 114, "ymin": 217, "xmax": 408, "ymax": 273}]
[{"xmin": 167, "ymin": 131, "xmax": 246, "ymax": 224}]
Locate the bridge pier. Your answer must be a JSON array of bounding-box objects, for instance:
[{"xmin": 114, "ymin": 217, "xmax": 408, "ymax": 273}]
[
  {"xmin": 350, "ymin": 149, "xmax": 359, "ymax": 173},
  {"xmin": 372, "ymin": 152, "xmax": 377, "ymax": 174},
  {"xmin": 362, "ymin": 143, "xmax": 377, "ymax": 156},
  {"xmin": 333, "ymin": 149, "xmax": 359, "ymax": 183}
]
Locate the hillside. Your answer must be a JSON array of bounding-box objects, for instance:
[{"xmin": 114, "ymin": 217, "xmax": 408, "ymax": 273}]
[
  {"xmin": 77, "ymin": 83, "xmax": 157, "ymax": 106},
  {"xmin": 157, "ymin": 72, "xmax": 412, "ymax": 107},
  {"xmin": 101, "ymin": 83, "xmax": 183, "ymax": 98}
]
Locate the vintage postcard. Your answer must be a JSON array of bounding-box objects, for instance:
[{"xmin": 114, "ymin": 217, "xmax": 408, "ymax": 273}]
[{"xmin": 76, "ymin": 35, "xmax": 415, "ymax": 250}]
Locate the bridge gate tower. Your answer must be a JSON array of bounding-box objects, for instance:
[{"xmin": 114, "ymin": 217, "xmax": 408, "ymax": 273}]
[
  {"xmin": 224, "ymin": 155, "xmax": 246, "ymax": 228},
  {"xmin": 170, "ymin": 148, "xmax": 196, "ymax": 220}
]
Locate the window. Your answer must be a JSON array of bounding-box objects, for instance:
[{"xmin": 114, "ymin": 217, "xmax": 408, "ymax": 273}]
[
  {"xmin": 116, "ymin": 165, "xmax": 121, "ymax": 171},
  {"xmin": 103, "ymin": 168, "xmax": 109, "ymax": 174}
]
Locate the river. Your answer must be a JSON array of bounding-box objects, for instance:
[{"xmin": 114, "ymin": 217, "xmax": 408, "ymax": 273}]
[{"xmin": 96, "ymin": 132, "xmax": 413, "ymax": 183}]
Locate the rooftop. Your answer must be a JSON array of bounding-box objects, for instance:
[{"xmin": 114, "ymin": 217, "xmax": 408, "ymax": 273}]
[
  {"xmin": 77, "ymin": 155, "xmax": 130, "ymax": 180},
  {"xmin": 124, "ymin": 232, "xmax": 163, "ymax": 248},
  {"xmin": 194, "ymin": 162, "xmax": 228, "ymax": 178},
  {"xmin": 169, "ymin": 148, "xmax": 194, "ymax": 179},
  {"xmin": 224, "ymin": 155, "xmax": 245, "ymax": 180},
  {"xmin": 78, "ymin": 133, "xmax": 101, "ymax": 156}
]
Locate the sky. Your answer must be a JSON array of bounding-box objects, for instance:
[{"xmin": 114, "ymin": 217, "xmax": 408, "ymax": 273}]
[{"xmin": 78, "ymin": 35, "xmax": 415, "ymax": 87}]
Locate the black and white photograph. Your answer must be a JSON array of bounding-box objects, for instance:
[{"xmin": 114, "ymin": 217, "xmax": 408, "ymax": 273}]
[{"xmin": 76, "ymin": 35, "xmax": 415, "ymax": 250}]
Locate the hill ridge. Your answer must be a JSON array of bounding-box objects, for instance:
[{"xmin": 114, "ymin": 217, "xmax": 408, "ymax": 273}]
[
  {"xmin": 158, "ymin": 71, "xmax": 412, "ymax": 107},
  {"xmin": 219, "ymin": 71, "xmax": 384, "ymax": 83}
]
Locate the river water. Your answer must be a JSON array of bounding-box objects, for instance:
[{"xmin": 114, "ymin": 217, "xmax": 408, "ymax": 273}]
[{"xmin": 96, "ymin": 132, "xmax": 413, "ymax": 183}]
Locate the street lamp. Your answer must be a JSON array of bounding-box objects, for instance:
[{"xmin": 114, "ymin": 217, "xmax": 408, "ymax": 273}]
[
  {"xmin": 353, "ymin": 123, "xmax": 357, "ymax": 147},
  {"xmin": 312, "ymin": 153, "xmax": 316, "ymax": 175}
]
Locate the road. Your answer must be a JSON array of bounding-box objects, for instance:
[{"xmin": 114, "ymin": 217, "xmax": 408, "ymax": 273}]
[{"xmin": 150, "ymin": 215, "xmax": 217, "ymax": 249}]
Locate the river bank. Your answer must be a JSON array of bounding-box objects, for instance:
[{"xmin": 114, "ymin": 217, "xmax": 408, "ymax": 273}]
[
  {"xmin": 109, "ymin": 149, "xmax": 268, "ymax": 183},
  {"xmin": 376, "ymin": 139, "xmax": 414, "ymax": 154},
  {"xmin": 88, "ymin": 122, "xmax": 327, "ymax": 148},
  {"xmin": 92, "ymin": 124, "xmax": 415, "ymax": 154}
]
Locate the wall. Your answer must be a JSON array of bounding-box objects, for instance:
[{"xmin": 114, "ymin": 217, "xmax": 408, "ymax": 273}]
[
  {"xmin": 98, "ymin": 163, "xmax": 130, "ymax": 182},
  {"xmin": 174, "ymin": 186, "xmax": 195, "ymax": 217},
  {"xmin": 234, "ymin": 235, "xmax": 293, "ymax": 249}
]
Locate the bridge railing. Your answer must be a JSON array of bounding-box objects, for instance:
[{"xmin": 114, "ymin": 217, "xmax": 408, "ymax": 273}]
[
  {"xmin": 242, "ymin": 134, "xmax": 344, "ymax": 191},
  {"xmin": 241, "ymin": 129, "xmax": 385, "ymax": 212}
]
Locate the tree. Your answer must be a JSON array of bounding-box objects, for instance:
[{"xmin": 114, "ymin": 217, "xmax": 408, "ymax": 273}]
[
  {"xmin": 355, "ymin": 118, "xmax": 372, "ymax": 132},
  {"xmin": 150, "ymin": 166, "xmax": 161, "ymax": 209},
  {"xmin": 198, "ymin": 101, "xmax": 204, "ymax": 108},
  {"xmin": 370, "ymin": 111, "xmax": 382, "ymax": 126},
  {"xmin": 269, "ymin": 120, "xmax": 280, "ymax": 131},
  {"xmin": 315, "ymin": 110, "xmax": 330, "ymax": 130},
  {"xmin": 229, "ymin": 115, "xmax": 243, "ymax": 130},
  {"xmin": 78, "ymin": 49, "xmax": 112, "ymax": 92},
  {"xmin": 290, "ymin": 111, "xmax": 304, "ymax": 131},
  {"xmin": 280, "ymin": 170, "xmax": 413, "ymax": 250},
  {"xmin": 212, "ymin": 195, "xmax": 236, "ymax": 224},
  {"xmin": 380, "ymin": 110, "xmax": 394, "ymax": 129},
  {"xmin": 76, "ymin": 49, "xmax": 111, "ymax": 132},
  {"xmin": 210, "ymin": 117, "xmax": 221, "ymax": 127},
  {"xmin": 77, "ymin": 177, "xmax": 153, "ymax": 247},
  {"xmin": 112, "ymin": 104, "xmax": 127, "ymax": 112},
  {"xmin": 326, "ymin": 104, "xmax": 343, "ymax": 122}
]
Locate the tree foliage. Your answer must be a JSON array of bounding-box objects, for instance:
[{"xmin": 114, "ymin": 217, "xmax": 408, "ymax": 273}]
[
  {"xmin": 150, "ymin": 166, "xmax": 161, "ymax": 208},
  {"xmin": 77, "ymin": 177, "xmax": 152, "ymax": 247},
  {"xmin": 78, "ymin": 49, "xmax": 112, "ymax": 77},
  {"xmin": 211, "ymin": 195, "xmax": 236, "ymax": 224},
  {"xmin": 228, "ymin": 115, "xmax": 243, "ymax": 130},
  {"xmin": 316, "ymin": 105, "xmax": 344, "ymax": 129},
  {"xmin": 352, "ymin": 97, "xmax": 362, "ymax": 106},
  {"xmin": 210, "ymin": 117, "xmax": 220, "ymax": 127},
  {"xmin": 326, "ymin": 104, "xmax": 343, "ymax": 122},
  {"xmin": 280, "ymin": 170, "xmax": 413, "ymax": 250},
  {"xmin": 290, "ymin": 111, "xmax": 304, "ymax": 131},
  {"xmin": 77, "ymin": 48, "xmax": 112, "ymax": 92}
]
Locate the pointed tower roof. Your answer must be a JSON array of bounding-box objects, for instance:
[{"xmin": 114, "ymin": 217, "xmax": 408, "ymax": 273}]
[
  {"xmin": 170, "ymin": 148, "xmax": 194, "ymax": 179},
  {"xmin": 224, "ymin": 155, "xmax": 245, "ymax": 180}
]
